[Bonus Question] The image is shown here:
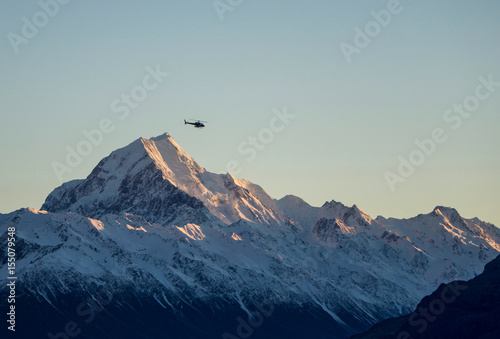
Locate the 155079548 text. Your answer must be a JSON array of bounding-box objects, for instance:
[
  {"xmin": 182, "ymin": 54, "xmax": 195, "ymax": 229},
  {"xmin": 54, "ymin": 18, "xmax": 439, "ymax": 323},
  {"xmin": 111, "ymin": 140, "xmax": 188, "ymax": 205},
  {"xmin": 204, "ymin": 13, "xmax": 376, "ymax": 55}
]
[{"xmin": 6, "ymin": 226, "xmax": 17, "ymax": 332}]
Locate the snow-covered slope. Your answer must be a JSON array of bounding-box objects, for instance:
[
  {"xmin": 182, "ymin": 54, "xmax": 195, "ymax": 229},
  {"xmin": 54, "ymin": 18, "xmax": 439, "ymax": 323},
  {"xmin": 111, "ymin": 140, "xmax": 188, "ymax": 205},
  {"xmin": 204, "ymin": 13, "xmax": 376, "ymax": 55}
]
[
  {"xmin": 353, "ymin": 253, "xmax": 500, "ymax": 339},
  {"xmin": 2, "ymin": 132, "xmax": 499, "ymax": 338},
  {"xmin": 43, "ymin": 133, "xmax": 289, "ymax": 226}
]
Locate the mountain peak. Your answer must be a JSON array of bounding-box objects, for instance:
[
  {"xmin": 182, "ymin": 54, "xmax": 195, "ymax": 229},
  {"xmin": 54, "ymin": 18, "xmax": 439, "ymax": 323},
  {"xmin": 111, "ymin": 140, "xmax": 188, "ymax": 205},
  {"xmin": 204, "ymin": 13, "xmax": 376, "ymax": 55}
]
[
  {"xmin": 432, "ymin": 205, "xmax": 462, "ymax": 223},
  {"xmin": 140, "ymin": 133, "xmax": 206, "ymax": 187},
  {"xmin": 278, "ymin": 194, "xmax": 310, "ymax": 208},
  {"xmin": 149, "ymin": 131, "xmax": 172, "ymax": 141},
  {"xmin": 43, "ymin": 133, "xmax": 288, "ymax": 226},
  {"xmin": 321, "ymin": 199, "xmax": 343, "ymax": 209}
]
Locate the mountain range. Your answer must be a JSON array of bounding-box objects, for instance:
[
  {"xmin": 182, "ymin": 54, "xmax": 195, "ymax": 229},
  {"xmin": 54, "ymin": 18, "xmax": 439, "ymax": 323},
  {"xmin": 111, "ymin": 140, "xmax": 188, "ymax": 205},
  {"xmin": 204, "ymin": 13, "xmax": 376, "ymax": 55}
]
[{"xmin": 1, "ymin": 132, "xmax": 499, "ymax": 338}]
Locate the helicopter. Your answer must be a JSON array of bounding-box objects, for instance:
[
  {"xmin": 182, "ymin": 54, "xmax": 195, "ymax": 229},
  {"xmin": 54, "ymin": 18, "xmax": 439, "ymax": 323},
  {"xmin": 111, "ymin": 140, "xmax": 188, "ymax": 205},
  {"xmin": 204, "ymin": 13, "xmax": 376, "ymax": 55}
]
[{"xmin": 184, "ymin": 119, "xmax": 207, "ymax": 128}]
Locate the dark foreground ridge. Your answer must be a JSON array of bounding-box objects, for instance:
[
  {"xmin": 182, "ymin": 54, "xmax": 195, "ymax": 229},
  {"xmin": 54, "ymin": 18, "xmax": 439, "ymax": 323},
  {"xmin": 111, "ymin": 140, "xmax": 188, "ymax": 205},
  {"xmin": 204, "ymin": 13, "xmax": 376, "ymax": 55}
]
[{"xmin": 352, "ymin": 254, "xmax": 500, "ymax": 339}]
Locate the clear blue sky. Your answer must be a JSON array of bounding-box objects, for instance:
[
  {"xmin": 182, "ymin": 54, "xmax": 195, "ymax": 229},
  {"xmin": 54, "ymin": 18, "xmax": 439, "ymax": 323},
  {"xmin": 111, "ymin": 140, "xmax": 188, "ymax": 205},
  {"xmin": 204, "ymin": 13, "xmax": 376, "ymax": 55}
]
[{"xmin": 1, "ymin": 0, "xmax": 499, "ymax": 226}]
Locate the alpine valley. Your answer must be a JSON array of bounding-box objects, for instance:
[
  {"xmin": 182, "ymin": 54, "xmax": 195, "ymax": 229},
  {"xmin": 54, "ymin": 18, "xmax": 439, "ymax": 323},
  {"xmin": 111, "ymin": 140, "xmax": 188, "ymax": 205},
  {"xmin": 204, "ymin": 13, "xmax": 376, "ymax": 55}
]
[{"xmin": 1, "ymin": 133, "xmax": 499, "ymax": 339}]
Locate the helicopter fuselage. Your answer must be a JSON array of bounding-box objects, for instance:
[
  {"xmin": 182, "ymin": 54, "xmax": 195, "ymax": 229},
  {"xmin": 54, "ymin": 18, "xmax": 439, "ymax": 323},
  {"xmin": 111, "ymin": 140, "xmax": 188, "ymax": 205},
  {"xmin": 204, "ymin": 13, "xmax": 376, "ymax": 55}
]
[{"xmin": 184, "ymin": 119, "xmax": 206, "ymax": 128}]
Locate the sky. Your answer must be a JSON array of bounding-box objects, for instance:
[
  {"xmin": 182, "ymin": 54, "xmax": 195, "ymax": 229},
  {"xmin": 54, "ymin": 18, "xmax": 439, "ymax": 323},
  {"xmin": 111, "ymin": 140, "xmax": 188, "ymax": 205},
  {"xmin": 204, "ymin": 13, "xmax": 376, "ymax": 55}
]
[{"xmin": 1, "ymin": 0, "xmax": 499, "ymax": 226}]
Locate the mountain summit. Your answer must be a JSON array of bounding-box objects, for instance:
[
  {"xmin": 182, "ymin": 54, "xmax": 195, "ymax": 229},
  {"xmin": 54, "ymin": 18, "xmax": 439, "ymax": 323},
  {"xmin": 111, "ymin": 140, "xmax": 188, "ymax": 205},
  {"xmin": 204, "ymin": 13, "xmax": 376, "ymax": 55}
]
[
  {"xmin": 43, "ymin": 133, "xmax": 288, "ymax": 226},
  {"xmin": 3, "ymin": 132, "xmax": 500, "ymax": 338}
]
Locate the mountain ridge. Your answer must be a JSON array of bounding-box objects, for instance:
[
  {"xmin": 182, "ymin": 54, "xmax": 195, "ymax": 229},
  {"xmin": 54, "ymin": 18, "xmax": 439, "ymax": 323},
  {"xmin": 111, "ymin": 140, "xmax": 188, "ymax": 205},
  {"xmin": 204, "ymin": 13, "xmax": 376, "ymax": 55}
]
[
  {"xmin": 42, "ymin": 132, "xmax": 290, "ymax": 227},
  {"xmin": 2, "ymin": 132, "xmax": 499, "ymax": 338}
]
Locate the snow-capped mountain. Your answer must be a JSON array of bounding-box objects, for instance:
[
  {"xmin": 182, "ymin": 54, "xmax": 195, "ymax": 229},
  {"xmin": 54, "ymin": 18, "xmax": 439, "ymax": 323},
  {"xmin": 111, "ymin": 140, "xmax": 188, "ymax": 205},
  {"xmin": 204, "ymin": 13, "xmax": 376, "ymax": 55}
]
[
  {"xmin": 1, "ymin": 132, "xmax": 499, "ymax": 338},
  {"xmin": 42, "ymin": 133, "xmax": 289, "ymax": 226}
]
